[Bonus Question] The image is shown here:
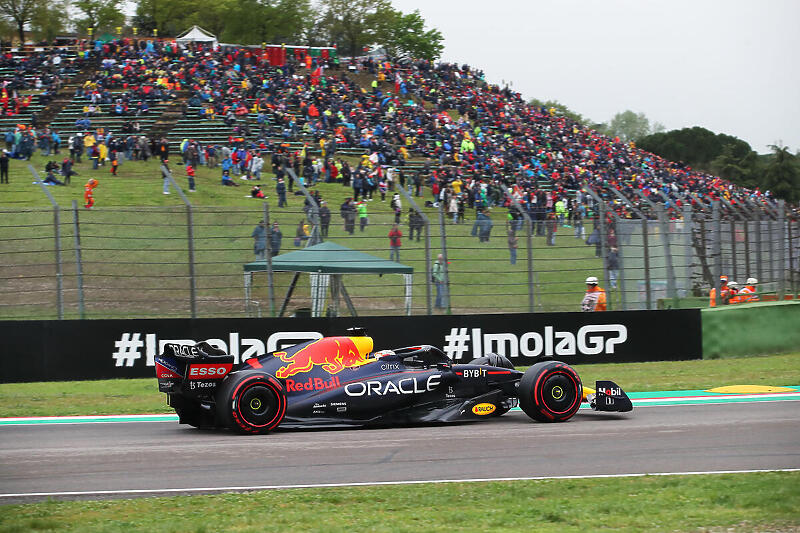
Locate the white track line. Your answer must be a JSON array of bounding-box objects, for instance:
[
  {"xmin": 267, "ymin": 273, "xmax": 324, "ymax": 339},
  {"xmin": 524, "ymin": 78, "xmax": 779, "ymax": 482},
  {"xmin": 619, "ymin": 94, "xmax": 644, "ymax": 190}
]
[{"xmin": 2, "ymin": 469, "xmax": 798, "ymax": 500}]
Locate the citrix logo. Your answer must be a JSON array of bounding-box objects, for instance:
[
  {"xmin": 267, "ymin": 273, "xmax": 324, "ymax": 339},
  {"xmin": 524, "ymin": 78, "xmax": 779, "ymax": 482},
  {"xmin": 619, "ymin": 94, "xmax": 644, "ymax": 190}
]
[{"xmin": 443, "ymin": 325, "xmax": 628, "ymax": 359}]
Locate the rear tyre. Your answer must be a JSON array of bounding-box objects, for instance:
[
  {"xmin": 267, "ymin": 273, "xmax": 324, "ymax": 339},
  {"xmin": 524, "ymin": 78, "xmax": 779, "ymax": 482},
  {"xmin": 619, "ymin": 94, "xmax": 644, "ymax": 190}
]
[
  {"xmin": 216, "ymin": 372, "xmax": 287, "ymax": 434},
  {"xmin": 519, "ymin": 361, "xmax": 582, "ymax": 422}
]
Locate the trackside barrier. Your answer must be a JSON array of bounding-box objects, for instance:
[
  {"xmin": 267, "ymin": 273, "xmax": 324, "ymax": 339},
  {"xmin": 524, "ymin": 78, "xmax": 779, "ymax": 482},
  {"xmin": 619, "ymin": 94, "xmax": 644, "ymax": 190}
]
[
  {"xmin": 0, "ymin": 310, "xmax": 701, "ymax": 383},
  {"xmin": 701, "ymin": 300, "xmax": 800, "ymax": 358}
]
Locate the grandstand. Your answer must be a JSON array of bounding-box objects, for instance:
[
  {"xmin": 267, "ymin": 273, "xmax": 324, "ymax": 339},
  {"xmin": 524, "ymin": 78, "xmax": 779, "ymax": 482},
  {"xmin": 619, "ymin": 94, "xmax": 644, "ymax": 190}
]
[{"xmin": 0, "ymin": 38, "xmax": 794, "ymax": 319}]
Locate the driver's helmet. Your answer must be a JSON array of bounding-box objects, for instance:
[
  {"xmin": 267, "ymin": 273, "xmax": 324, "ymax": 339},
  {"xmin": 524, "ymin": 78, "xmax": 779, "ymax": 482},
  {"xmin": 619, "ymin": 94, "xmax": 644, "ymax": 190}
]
[{"xmin": 372, "ymin": 349, "xmax": 395, "ymax": 360}]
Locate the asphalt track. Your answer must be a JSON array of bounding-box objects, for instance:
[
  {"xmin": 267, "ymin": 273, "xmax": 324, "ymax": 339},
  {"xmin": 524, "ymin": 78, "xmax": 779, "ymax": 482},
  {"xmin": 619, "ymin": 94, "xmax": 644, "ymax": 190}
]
[{"xmin": 1, "ymin": 395, "xmax": 799, "ymax": 504}]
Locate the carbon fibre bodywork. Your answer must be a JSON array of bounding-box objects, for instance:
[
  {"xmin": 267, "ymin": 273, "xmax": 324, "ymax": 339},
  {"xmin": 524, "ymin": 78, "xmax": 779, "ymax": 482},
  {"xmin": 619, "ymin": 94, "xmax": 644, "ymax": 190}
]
[{"xmin": 155, "ymin": 334, "xmax": 631, "ymax": 433}]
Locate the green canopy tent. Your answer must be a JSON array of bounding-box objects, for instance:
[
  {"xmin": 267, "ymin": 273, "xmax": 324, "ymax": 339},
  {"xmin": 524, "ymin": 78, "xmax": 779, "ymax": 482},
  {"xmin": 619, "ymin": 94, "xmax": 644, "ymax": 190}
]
[{"xmin": 243, "ymin": 241, "xmax": 414, "ymax": 317}]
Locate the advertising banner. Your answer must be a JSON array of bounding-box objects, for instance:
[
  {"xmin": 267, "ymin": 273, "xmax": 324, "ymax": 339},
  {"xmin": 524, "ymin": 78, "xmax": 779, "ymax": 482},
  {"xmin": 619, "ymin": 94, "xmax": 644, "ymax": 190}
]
[{"xmin": 0, "ymin": 310, "xmax": 702, "ymax": 383}]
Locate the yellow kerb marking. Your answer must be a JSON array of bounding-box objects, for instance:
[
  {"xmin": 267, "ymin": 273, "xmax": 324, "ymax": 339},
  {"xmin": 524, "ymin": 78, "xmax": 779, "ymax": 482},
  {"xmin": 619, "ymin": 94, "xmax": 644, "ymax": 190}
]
[{"xmin": 706, "ymin": 385, "xmax": 795, "ymax": 394}]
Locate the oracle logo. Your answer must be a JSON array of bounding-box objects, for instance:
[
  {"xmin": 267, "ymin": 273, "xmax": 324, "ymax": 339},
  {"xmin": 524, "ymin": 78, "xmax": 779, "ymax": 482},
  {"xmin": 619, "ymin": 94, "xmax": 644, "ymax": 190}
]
[{"xmin": 187, "ymin": 364, "xmax": 232, "ymax": 379}]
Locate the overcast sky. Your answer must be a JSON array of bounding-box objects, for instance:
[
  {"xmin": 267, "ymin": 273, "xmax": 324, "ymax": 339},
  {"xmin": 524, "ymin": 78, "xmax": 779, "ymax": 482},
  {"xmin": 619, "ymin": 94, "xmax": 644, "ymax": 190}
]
[{"xmin": 391, "ymin": 0, "xmax": 799, "ymax": 154}]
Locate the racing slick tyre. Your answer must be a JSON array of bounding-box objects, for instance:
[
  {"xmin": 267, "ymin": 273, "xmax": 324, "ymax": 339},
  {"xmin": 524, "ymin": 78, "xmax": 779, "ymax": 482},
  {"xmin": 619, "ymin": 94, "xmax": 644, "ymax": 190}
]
[
  {"xmin": 216, "ymin": 372, "xmax": 287, "ymax": 434},
  {"xmin": 518, "ymin": 361, "xmax": 582, "ymax": 423}
]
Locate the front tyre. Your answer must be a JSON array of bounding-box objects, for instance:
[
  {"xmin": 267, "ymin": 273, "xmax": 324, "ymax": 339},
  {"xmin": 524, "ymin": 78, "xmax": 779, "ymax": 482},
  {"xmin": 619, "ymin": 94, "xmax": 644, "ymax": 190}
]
[
  {"xmin": 519, "ymin": 361, "xmax": 582, "ymax": 422},
  {"xmin": 217, "ymin": 372, "xmax": 286, "ymax": 434}
]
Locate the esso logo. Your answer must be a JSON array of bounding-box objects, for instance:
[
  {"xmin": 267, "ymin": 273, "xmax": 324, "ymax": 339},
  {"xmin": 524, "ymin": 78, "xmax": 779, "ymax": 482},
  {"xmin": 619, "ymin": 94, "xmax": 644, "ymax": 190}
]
[{"xmin": 188, "ymin": 364, "xmax": 232, "ymax": 379}]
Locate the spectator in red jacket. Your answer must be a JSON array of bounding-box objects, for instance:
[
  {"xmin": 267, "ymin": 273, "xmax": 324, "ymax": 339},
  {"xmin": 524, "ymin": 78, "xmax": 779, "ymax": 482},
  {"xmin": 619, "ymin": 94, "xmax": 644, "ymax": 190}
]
[{"xmin": 388, "ymin": 223, "xmax": 402, "ymax": 262}]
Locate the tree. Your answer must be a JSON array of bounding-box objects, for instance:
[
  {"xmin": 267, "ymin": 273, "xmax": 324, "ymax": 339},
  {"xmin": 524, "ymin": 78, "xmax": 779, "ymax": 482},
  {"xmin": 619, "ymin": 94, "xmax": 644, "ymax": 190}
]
[
  {"xmin": 181, "ymin": 0, "xmax": 235, "ymax": 39},
  {"xmin": 0, "ymin": 0, "xmax": 42, "ymax": 43},
  {"xmin": 602, "ymin": 110, "xmax": 654, "ymax": 143},
  {"xmin": 762, "ymin": 145, "xmax": 799, "ymax": 203},
  {"xmin": 133, "ymin": 0, "xmax": 193, "ymax": 36},
  {"xmin": 318, "ymin": 0, "xmax": 392, "ymax": 57},
  {"xmin": 219, "ymin": 0, "xmax": 311, "ymax": 45},
  {"xmin": 710, "ymin": 144, "xmax": 760, "ymax": 188},
  {"xmin": 374, "ymin": 8, "xmax": 443, "ymax": 62},
  {"xmin": 529, "ymin": 98, "xmax": 589, "ymax": 125},
  {"xmin": 639, "ymin": 127, "xmax": 754, "ymax": 171},
  {"xmin": 30, "ymin": 0, "xmax": 67, "ymax": 41},
  {"xmin": 74, "ymin": 0, "xmax": 125, "ymax": 34}
]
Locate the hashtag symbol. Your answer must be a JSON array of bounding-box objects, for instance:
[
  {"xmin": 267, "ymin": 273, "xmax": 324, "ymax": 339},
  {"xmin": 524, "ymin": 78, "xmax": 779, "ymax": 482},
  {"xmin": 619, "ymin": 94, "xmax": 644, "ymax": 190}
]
[
  {"xmin": 112, "ymin": 333, "xmax": 144, "ymax": 367},
  {"xmin": 443, "ymin": 327, "xmax": 470, "ymax": 360}
]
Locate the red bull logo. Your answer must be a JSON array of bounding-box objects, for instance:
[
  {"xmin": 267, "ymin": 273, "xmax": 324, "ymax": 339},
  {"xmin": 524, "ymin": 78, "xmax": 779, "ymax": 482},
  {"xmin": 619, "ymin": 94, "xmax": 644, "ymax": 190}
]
[{"xmin": 274, "ymin": 336, "xmax": 373, "ymax": 379}]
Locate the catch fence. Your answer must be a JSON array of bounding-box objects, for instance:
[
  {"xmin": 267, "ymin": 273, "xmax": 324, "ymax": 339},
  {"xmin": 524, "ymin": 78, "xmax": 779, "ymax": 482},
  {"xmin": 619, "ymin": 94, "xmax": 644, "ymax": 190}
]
[{"xmin": 1, "ymin": 177, "xmax": 797, "ymax": 320}]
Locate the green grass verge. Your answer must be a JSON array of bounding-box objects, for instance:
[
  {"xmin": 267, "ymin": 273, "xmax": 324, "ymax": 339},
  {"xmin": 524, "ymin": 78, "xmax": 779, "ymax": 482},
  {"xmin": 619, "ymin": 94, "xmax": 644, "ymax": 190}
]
[
  {"xmin": 1, "ymin": 473, "xmax": 798, "ymax": 532},
  {"xmin": 1, "ymin": 353, "xmax": 797, "ymax": 417}
]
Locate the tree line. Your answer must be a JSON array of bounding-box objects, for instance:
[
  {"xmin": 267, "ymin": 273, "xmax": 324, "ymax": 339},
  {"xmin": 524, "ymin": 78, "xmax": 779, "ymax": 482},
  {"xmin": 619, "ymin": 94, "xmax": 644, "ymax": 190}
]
[
  {"xmin": 0, "ymin": 0, "xmax": 444, "ymax": 61},
  {"xmin": 531, "ymin": 99, "xmax": 799, "ymax": 204}
]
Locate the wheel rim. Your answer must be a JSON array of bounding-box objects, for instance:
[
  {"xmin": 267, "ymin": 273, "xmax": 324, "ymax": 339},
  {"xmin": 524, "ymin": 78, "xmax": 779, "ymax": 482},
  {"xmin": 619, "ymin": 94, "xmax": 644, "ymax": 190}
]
[
  {"xmin": 541, "ymin": 373, "xmax": 577, "ymax": 414},
  {"xmin": 238, "ymin": 384, "xmax": 279, "ymax": 427}
]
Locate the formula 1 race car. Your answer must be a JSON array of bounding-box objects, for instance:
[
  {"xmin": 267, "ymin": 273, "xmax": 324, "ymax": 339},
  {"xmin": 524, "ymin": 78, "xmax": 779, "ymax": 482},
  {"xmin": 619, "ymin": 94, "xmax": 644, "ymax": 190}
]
[{"xmin": 155, "ymin": 328, "xmax": 632, "ymax": 434}]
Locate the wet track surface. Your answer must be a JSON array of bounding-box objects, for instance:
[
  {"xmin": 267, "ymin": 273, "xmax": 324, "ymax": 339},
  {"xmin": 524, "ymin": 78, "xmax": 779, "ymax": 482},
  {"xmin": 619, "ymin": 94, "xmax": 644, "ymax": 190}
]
[{"xmin": 1, "ymin": 401, "xmax": 799, "ymax": 503}]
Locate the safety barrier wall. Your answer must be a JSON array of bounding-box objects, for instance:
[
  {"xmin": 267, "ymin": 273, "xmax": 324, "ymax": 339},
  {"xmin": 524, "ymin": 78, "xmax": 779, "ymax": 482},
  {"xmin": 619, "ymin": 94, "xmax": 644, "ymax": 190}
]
[
  {"xmin": 701, "ymin": 300, "xmax": 800, "ymax": 358},
  {"xmin": 0, "ymin": 310, "xmax": 701, "ymax": 383}
]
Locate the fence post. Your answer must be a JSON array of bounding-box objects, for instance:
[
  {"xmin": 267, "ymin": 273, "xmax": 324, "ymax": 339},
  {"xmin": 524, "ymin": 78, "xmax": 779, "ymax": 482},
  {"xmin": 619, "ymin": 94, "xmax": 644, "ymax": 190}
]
[
  {"xmin": 71, "ymin": 200, "xmax": 85, "ymax": 319},
  {"xmin": 778, "ymin": 200, "xmax": 786, "ymax": 300},
  {"xmin": 657, "ymin": 205, "xmax": 678, "ymax": 305},
  {"xmin": 29, "ymin": 164, "xmax": 63, "ymax": 319},
  {"xmin": 186, "ymin": 205, "xmax": 197, "ymax": 318},
  {"xmin": 682, "ymin": 203, "xmax": 694, "ymax": 298},
  {"xmin": 437, "ymin": 202, "xmax": 451, "ymax": 314},
  {"xmin": 504, "ymin": 188, "xmax": 535, "ymax": 312},
  {"xmin": 398, "ymin": 184, "xmax": 431, "ymax": 314},
  {"xmin": 53, "ymin": 204, "xmax": 64, "ymax": 319},
  {"xmin": 161, "ymin": 164, "xmax": 197, "ymax": 318},
  {"xmin": 755, "ymin": 206, "xmax": 764, "ymax": 284},
  {"xmin": 712, "ymin": 201, "xmax": 722, "ymax": 304},
  {"xmin": 787, "ymin": 206, "xmax": 796, "ymax": 297},
  {"xmin": 598, "ymin": 201, "xmax": 610, "ymax": 309},
  {"xmin": 740, "ymin": 206, "xmax": 751, "ymax": 281},
  {"xmin": 641, "ymin": 217, "xmax": 652, "ymax": 310},
  {"xmin": 286, "ymin": 167, "xmax": 321, "ymax": 245},
  {"xmin": 767, "ymin": 214, "xmax": 777, "ymax": 281},
  {"xmin": 263, "ymin": 202, "xmax": 275, "ymax": 316},
  {"xmin": 728, "ymin": 207, "xmax": 738, "ymax": 283}
]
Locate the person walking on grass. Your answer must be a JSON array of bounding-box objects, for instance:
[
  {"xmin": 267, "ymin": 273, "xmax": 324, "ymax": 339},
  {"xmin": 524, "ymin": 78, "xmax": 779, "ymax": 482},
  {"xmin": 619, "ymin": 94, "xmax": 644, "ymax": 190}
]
[
  {"xmin": 432, "ymin": 254, "xmax": 446, "ymax": 309},
  {"xmin": 186, "ymin": 164, "xmax": 196, "ymax": 192},
  {"xmin": 357, "ymin": 200, "xmax": 368, "ymax": 231},
  {"xmin": 161, "ymin": 160, "xmax": 172, "ymax": 194},
  {"xmin": 388, "ymin": 223, "xmax": 402, "ymax": 261},
  {"xmin": 508, "ymin": 229, "xmax": 518, "ymax": 265}
]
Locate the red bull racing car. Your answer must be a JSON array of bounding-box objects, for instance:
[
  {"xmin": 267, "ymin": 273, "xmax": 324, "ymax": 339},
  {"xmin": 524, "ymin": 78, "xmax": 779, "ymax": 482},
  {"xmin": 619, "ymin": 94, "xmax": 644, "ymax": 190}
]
[{"xmin": 155, "ymin": 328, "xmax": 632, "ymax": 434}]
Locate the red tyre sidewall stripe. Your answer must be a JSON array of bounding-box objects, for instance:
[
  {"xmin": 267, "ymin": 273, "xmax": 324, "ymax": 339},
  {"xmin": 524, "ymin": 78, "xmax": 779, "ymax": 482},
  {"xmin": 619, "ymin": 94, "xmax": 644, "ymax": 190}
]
[
  {"xmin": 231, "ymin": 375, "xmax": 286, "ymax": 432},
  {"xmin": 534, "ymin": 367, "xmax": 581, "ymax": 417}
]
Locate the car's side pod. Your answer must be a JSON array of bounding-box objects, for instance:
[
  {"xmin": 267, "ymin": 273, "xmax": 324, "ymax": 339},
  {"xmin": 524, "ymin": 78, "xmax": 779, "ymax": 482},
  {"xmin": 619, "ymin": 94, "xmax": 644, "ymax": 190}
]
[{"xmin": 587, "ymin": 380, "xmax": 634, "ymax": 413}]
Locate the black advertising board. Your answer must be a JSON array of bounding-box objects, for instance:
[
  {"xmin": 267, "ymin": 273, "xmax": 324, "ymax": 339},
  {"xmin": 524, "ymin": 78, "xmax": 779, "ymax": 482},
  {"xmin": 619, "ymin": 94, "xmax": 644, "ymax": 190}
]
[{"xmin": 0, "ymin": 310, "xmax": 702, "ymax": 383}]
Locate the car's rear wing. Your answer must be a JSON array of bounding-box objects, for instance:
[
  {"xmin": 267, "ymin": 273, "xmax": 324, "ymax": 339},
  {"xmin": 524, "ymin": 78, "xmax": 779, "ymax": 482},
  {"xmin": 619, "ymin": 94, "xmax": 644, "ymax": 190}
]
[{"xmin": 155, "ymin": 342, "xmax": 234, "ymax": 397}]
